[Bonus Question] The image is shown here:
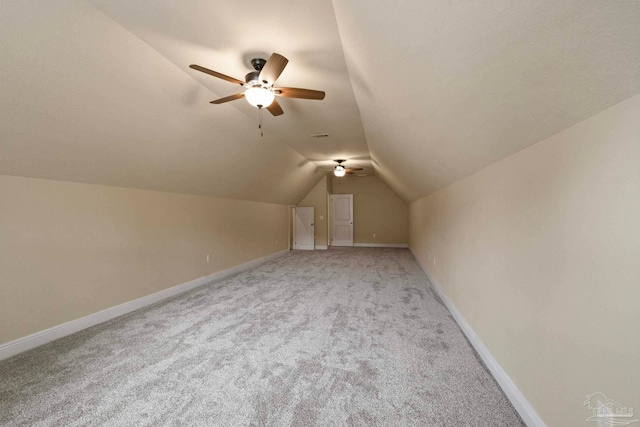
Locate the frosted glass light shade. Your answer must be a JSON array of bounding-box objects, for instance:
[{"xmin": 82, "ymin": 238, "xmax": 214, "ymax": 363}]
[
  {"xmin": 245, "ymin": 87, "xmax": 275, "ymax": 108},
  {"xmin": 334, "ymin": 165, "xmax": 346, "ymax": 177}
]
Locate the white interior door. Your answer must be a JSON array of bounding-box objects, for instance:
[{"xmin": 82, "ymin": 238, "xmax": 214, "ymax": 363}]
[
  {"xmin": 294, "ymin": 207, "xmax": 314, "ymax": 250},
  {"xmin": 331, "ymin": 194, "xmax": 353, "ymax": 246}
]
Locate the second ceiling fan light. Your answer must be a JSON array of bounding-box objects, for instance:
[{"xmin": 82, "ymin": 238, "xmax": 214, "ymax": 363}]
[
  {"xmin": 334, "ymin": 164, "xmax": 346, "ymax": 177},
  {"xmin": 333, "ymin": 160, "xmax": 363, "ymax": 177}
]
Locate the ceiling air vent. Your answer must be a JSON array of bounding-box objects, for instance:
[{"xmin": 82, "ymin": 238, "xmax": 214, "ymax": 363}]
[{"xmin": 310, "ymin": 133, "xmax": 329, "ymax": 138}]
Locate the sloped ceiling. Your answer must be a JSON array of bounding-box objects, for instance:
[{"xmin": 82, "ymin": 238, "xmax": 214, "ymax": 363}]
[
  {"xmin": 332, "ymin": 0, "xmax": 640, "ymax": 201},
  {"xmin": 1, "ymin": 1, "xmax": 640, "ymax": 204}
]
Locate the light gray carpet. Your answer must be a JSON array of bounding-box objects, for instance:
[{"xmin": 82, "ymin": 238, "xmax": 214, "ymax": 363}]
[{"xmin": 0, "ymin": 248, "xmax": 524, "ymax": 426}]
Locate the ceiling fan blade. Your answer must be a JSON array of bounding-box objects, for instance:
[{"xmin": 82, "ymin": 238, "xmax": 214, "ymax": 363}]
[
  {"xmin": 346, "ymin": 170, "xmax": 355, "ymax": 175},
  {"xmin": 210, "ymin": 93, "xmax": 245, "ymax": 104},
  {"xmin": 345, "ymin": 168, "xmax": 364, "ymax": 172},
  {"xmin": 266, "ymin": 99, "xmax": 284, "ymax": 116},
  {"xmin": 190, "ymin": 64, "xmax": 245, "ymax": 86},
  {"xmin": 259, "ymin": 53, "xmax": 288, "ymax": 86},
  {"xmin": 274, "ymin": 87, "xmax": 325, "ymax": 100}
]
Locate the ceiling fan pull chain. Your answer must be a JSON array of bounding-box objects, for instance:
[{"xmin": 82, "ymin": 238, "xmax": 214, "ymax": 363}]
[{"xmin": 258, "ymin": 106, "xmax": 264, "ymax": 137}]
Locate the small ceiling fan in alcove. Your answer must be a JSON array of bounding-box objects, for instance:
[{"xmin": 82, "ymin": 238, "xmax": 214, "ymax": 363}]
[
  {"xmin": 332, "ymin": 160, "xmax": 363, "ymax": 177},
  {"xmin": 190, "ymin": 53, "xmax": 325, "ymax": 135}
]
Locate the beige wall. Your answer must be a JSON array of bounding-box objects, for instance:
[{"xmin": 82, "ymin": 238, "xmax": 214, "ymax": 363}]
[
  {"xmin": 0, "ymin": 175, "xmax": 288, "ymax": 345},
  {"xmin": 297, "ymin": 176, "xmax": 328, "ymax": 247},
  {"xmin": 333, "ymin": 176, "xmax": 408, "ymax": 245},
  {"xmin": 409, "ymin": 94, "xmax": 640, "ymax": 426}
]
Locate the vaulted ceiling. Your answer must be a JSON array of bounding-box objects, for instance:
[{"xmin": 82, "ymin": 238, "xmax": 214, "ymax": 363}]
[{"xmin": 2, "ymin": 1, "xmax": 640, "ymax": 204}]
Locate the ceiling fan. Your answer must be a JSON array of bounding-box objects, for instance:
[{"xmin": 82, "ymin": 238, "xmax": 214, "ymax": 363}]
[
  {"xmin": 189, "ymin": 53, "xmax": 325, "ymax": 116},
  {"xmin": 333, "ymin": 160, "xmax": 363, "ymax": 177}
]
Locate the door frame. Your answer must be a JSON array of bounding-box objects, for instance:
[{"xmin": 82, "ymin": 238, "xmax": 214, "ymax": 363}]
[{"xmin": 288, "ymin": 205, "xmax": 296, "ymax": 251}]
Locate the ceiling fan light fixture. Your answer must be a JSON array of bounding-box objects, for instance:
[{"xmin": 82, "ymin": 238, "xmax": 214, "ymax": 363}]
[
  {"xmin": 191, "ymin": 53, "xmax": 325, "ymax": 116},
  {"xmin": 334, "ymin": 165, "xmax": 346, "ymax": 177},
  {"xmin": 245, "ymin": 87, "xmax": 275, "ymax": 108}
]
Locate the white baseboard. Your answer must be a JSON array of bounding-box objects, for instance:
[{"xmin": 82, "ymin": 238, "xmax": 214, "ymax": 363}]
[
  {"xmin": 315, "ymin": 245, "xmax": 328, "ymax": 250},
  {"xmin": 0, "ymin": 249, "xmax": 289, "ymax": 361},
  {"xmin": 354, "ymin": 243, "xmax": 409, "ymax": 248},
  {"xmin": 409, "ymin": 249, "xmax": 547, "ymax": 427}
]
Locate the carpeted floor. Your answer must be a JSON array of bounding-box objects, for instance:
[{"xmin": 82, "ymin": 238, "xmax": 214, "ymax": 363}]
[{"xmin": 0, "ymin": 248, "xmax": 524, "ymax": 426}]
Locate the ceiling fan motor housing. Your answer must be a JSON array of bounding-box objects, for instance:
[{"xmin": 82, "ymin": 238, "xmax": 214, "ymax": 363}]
[
  {"xmin": 246, "ymin": 58, "xmax": 267, "ymax": 85},
  {"xmin": 245, "ymin": 71, "xmax": 261, "ymax": 84},
  {"xmin": 250, "ymin": 58, "xmax": 266, "ymax": 71}
]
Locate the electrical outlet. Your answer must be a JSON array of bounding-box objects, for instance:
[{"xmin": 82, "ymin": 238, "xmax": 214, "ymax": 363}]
[
  {"xmin": 276, "ymin": 239, "xmax": 278, "ymax": 245},
  {"xmin": 206, "ymin": 254, "xmax": 210, "ymax": 263},
  {"xmin": 433, "ymin": 257, "xmax": 436, "ymax": 266},
  {"xmin": 373, "ymin": 233, "xmax": 376, "ymax": 238}
]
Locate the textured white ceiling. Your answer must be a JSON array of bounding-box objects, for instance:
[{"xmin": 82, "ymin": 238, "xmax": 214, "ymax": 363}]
[
  {"xmin": 1, "ymin": 1, "xmax": 639, "ymax": 204},
  {"xmin": 332, "ymin": 0, "xmax": 640, "ymax": 201}
]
